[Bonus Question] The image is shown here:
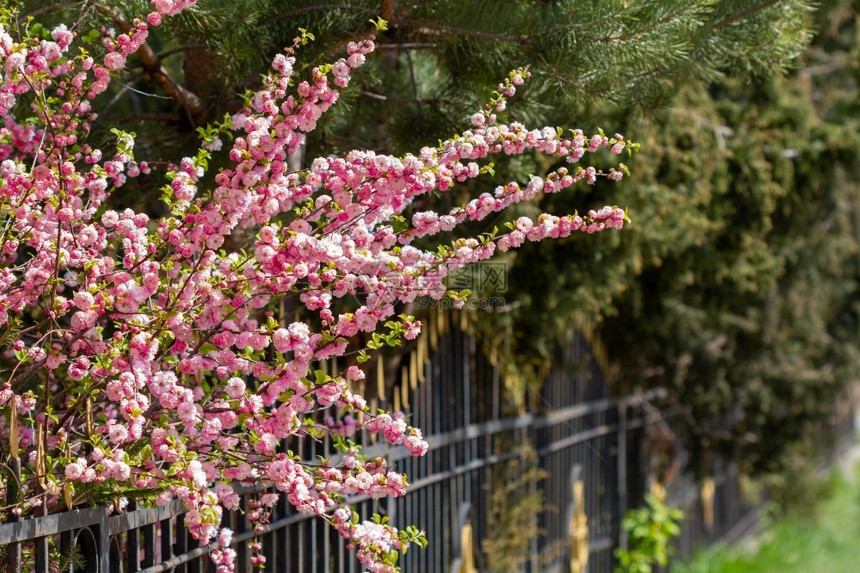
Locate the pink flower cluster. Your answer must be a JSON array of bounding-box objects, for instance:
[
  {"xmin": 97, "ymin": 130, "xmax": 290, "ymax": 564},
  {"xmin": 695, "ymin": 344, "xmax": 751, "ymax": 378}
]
[
  {"xmin": 0, "ymin": 3, "xmax": 634, "ymax": 571},
  {"xmin": 365, "ymin": 413, "xmax": 428, "ymax": 456}
]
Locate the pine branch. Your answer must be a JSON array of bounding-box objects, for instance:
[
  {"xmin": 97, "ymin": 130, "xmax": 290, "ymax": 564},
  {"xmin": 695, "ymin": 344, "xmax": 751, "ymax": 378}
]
[
  {"xmin": 271, "ymin": 3, "xmax": 377, "ymax": 21},
  {"xmin": 588, "ymin": 2, "xmax": 701, "ymax": 44},
  {"xmin": 357, "ymin": 90, "xmax": 440, "ymax": 104},
  {"xmin": 394, "ymin": 17, "xmax": 523, "ymax": 43},
  {"xmin": 538, "ymin": 7, "xmax": 626, "ymax": 39},
  {"xmin": 374, "ymin": 43, "xmax": 438, "ymax": 50},
  {"xmin": 158, "ymin": 44, "xmax": 206, "ymax": 60},
  {"xmin": 21, "ymin": 0, "xmax": 96, "ymax": 31},
  {"xmin": 707, "ymin": 0, "xmax": 782, "ymax": 32}
]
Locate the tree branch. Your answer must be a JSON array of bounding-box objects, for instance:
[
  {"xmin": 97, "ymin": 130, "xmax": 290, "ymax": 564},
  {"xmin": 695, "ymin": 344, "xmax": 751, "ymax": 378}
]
[
  {"xmin": 707, "ymin": 0, "xmax": 781, "ymax": 33},
  {"xmin": 96, "ymin": 5, "xmax": 206, "ymax": 126},
  {"xmin": 381, "ymin": 0, "xmax": 394, "ymax": 23},
  {"xmin": 271, "ymin": 3, "xmax": 377, "ymax": 21},
  {"xmin": 374, "ymin": 42, "xmax": 438, "ymax": 50},
  {"xmin": 393, "ymin": 17, "xmax": 524, "ymax": 43}
]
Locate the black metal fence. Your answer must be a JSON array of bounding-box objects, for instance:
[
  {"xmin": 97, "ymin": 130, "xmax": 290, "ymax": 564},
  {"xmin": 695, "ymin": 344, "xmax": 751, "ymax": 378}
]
[{"xmin": 1, "ymin": 317, "xmax": 853, "ymax": 572}]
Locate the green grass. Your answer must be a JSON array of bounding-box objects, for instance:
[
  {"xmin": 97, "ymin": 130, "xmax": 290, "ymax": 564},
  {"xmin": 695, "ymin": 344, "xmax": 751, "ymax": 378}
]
[{"xmin": 674, "ymin": 467, "xmax": 860, "ymax": 573}]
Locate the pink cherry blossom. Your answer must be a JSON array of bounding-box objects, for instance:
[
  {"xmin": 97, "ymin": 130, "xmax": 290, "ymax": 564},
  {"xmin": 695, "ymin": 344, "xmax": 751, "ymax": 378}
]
[{"xmin": 0, "ymin": 6, "xmax": 634, "ymax": 571}]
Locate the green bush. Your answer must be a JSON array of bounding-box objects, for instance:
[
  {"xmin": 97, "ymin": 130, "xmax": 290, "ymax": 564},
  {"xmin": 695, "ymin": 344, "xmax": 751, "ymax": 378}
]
[{"xmin": 615, "ymin": 493, "xmax": 684, "ymax": 573}]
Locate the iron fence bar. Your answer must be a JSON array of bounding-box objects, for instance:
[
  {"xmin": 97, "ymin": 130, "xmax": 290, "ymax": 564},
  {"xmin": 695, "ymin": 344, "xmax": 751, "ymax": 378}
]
[
  {"xmin": 718, "ymin": 502, "xmax": 761, "ymax": 546},
  {"xmin": 160, "ymin": 518, "xmax": 173, "ymax": 570},
  {"xmin": 0, "ymin": 498, "xmax": 190, "ymax": 546},
  {"xmin": 406, "ymin": 448, "xmax": 523, "ymax": 491},
  {"xmin": 0, "ymin": 505, "xmax": 108, "ymax": 544},
  {"xmin": 137, "ymin": 545, "xmax": 210, "ymax": 573},
  {"xmin": 33, "ymin": 534, "xmax": 48, "ymax": 573},
  {"xmin": 535, "ymin": 423, "xmax": 619, "ymax": 456},
  {"xmin": 297, "ymin": 509, "xmax": 306, "ymax": 572},
  {"xmin": 59, "ymin": 529, "xmax": 73, "ymax": 569},
  {"xmin": 4, "ymin": 456, "xmax": 21, "ymax": 573},
  {"xmin": 337, "ymin": 528, "xmax": 346, "ymax": 573},
  {"xmin": 353, "ymin": 389, "xmax": 665, "ymax": 465},
  {"xmin": 0, "ymin": 319, "xmax": 796, "ymax": 573},
  {"xmin": 263, "ymin": 520, "xmax": 275, "ymax": 573},
  {"xmin": 617, "ymin": 400, "xmax": 628, "ymax": 551},
  {"xmin": 276, "ymin": 495, "xmax": 289, "ymax": 572},
  {"xmin": 124, "ymin": 503, "xmax": 140, "ymax": 571},
  {"xmin": 311, "ymin": 507, "xmax": 319, "ymax": 572},
  {"xmin": 107, "ymin": 500, "xmax": 186, "ymax": 535},
  {"xmin": 229, "ymin": 508, "xmax": 316, "ymax": 543},
  {"xmin": 235, "ymin": 496, "xmax": 248, "ymax": 573},
  {"xmin": 174, "ymin": 518, "xmax": 188, "ymax": 573},
  {"xmin": 188, "ymin": 539, "xmax": 201, "ymax": 573},
  {"xmin": 323, "ymin": 506, "xmax": 332, "ymax": 573},
  {"xmin": 128, "ymin": 527, "xmax": 141, "ymax": 571},
  {"xmin": 142, "ymin": 522, "xmax": 156, "ymax": 568},
  {"xmin": 589, "ymin": 536, "xmax": 615, "ymax": 552},
  {"xmin": 100, "ymin": 523, "xmax": 112, "ymax": 573}
]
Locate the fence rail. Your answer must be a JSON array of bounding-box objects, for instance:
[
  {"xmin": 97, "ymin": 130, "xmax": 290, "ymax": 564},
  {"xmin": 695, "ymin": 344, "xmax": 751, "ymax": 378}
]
[{"xmin": 1, "ymin": 323, "xmax": 853, "ymax": 572}]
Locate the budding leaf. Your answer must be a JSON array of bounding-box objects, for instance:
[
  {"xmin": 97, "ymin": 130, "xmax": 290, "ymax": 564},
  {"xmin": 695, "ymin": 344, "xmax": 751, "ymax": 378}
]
[{"xmin": 370, "ymin": 17, "xmax": 389, "ymax": 31}]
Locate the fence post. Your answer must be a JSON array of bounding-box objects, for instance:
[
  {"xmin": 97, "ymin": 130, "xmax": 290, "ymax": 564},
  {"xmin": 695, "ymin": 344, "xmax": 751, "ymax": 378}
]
[
  {"xmin": 617, "ymin": 398, "xmax": 628, "ymax": 551},
  {"xmin": 5, "ymin": 404, "xmax": 20, "ymax": 573},
  {"xmin": 99, "ymin": 515, "xmax": 112, "ymax": 573},
  {"xmin": 5, "ymin": 458, "xmax": 21, "ymax": 573},
  {"xmin": 128, "ymin": 500, "xmax": 141, "ymax": 571}
]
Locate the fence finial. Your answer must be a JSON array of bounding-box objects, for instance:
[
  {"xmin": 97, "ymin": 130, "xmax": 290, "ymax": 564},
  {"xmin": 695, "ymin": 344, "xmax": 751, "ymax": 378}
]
[
  {"xmin": 9, "ymin": 401, "xmax": 18, "ymax": 462},
  {"xmin": 701, "ymin": 476, "xmax": 715, "ymax": 530},
  {"xmin": 570, "ymin": 479, "xmax": 589, "ymax": 573},
  {"xmin": 457, "ymin": 523, "xmax": 477, "ymax": 573},
  {"xmin": 35, "ymin": 421, "xmax": 46, "ymax": 491}
]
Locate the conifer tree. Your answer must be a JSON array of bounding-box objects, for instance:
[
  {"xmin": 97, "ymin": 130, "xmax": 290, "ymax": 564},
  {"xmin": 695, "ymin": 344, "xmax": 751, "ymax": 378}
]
[
  {"xmin": 13, "ymin": 0, "xmax": 815, "ymax": 157},
  {"xmin": 506, "ymin": 0, "xmax": 860, "ymax": 475}
]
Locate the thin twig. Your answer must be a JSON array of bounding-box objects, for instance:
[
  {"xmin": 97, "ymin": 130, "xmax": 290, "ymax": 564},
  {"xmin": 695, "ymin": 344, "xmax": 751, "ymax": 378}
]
[{"xmin": 374, "ymin": 42, "xmax": 438, "ymax": 50}]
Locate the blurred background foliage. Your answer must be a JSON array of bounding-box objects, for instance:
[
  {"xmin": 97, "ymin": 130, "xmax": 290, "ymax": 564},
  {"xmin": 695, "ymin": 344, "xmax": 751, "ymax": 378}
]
[{"xmin": 11, "ymin": 0, "xmax": 859, "ymax": 480}]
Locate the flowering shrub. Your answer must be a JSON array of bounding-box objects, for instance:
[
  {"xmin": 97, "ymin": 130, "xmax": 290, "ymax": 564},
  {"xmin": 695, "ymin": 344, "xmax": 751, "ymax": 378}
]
[{"xmin": 0, "ymin": 1, "xmax": 634, "ymax": 571}]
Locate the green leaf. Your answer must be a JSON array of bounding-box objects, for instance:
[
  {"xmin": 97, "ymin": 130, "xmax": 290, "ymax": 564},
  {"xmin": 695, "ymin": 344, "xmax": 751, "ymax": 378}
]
[{"xmin": 370, "ymin": 17, "xmax": 389, "ymax": 31}]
